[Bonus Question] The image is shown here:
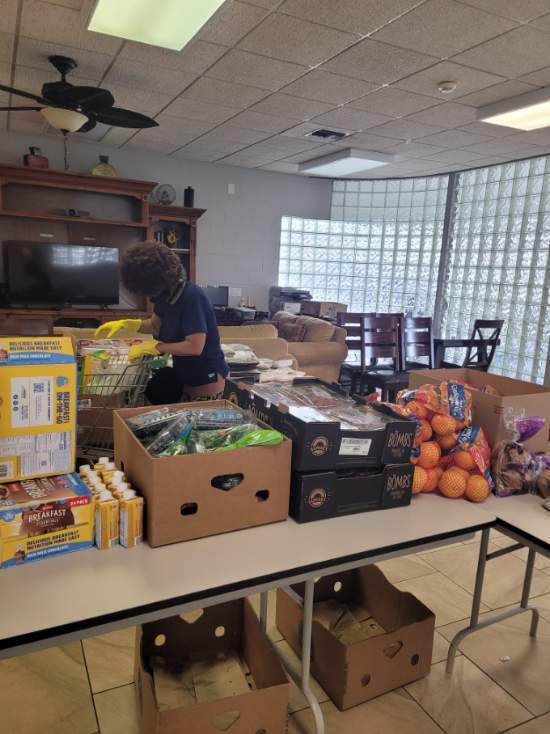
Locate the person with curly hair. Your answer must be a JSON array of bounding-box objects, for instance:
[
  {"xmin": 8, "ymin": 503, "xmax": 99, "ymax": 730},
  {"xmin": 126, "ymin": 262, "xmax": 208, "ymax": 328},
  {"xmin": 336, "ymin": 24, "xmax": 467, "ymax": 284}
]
[{"xmin": 95, "ymin": 242, "xmax": 228, "ymax": 403}]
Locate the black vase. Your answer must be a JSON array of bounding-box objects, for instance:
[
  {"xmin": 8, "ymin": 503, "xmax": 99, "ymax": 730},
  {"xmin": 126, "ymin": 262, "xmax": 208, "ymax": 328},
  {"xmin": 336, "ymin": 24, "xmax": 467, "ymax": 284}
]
[{"xmin": 184, "ymin": 186, "xmax": 195, "ymax": 207}]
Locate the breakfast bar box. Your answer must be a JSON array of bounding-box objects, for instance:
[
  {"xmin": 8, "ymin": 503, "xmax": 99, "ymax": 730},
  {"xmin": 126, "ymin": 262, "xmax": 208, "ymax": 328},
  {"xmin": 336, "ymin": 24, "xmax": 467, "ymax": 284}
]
[
  {"xmin": 276, "ymin": 565, "xmax": 435, "ymax": 710},
  {"xmin": 0, "ymin": 473, "xmax": 94, "ymax": 569},
  {"xmin": 409, "ymin": 368, "xmax": 550, "ymax": 452},
  {"xmin": 0, "ymin": 336, "xmax": 76, "ymax": 482},
  {"xmin": 114, "ymin": 400, "xmax": 291, "ymax": 547},
  {"xmin": 225, "ymin": 378, "xmax": 416, "ymax": 472},
  {"xmin": 290, "ymin": 463, "xmax": 414, "ymax": 523},
  {"xmin": 135, "ymin": 599, "xmax": 290, "ymax": 734}
]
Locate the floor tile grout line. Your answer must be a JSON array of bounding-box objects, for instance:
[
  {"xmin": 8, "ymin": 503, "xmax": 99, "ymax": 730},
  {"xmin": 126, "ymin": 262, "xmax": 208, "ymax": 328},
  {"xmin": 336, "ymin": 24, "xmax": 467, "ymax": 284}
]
[
  {"xmin": 93, "ymin": 680, "xmax": 136, "ymax": 697},
  {"xmin": 80, "ymin": 640, "xmax": 101, "ymax": 734}
]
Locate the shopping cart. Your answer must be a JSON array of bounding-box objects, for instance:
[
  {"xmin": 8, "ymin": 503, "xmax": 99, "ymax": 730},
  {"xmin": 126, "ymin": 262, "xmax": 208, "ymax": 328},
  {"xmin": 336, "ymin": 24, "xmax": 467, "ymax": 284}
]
[{"xmin": 77, "ymin": 353, "xmax": 159, "ymax": 462}]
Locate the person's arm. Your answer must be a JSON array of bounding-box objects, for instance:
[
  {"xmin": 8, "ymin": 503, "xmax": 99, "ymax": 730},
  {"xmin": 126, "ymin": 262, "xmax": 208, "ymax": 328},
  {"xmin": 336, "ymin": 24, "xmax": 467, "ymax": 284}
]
[
  {"xmin": 138, "ymin": 314, "xmax": 161, "ymax": 336},
  {"xmin": 156, "ymin": 333, "xmax": 206, "ymax": 357}
]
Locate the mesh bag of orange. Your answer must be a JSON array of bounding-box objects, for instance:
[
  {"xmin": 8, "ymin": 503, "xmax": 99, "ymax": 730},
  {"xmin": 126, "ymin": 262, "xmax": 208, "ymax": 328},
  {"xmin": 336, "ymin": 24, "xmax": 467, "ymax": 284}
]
[
  {"xmin": 447, "ymin": 426, "xmax": 493, "ymax": 483},
  {"xmin": 397, "ymin": 381, "xmax": 472, "ymax": 426}
]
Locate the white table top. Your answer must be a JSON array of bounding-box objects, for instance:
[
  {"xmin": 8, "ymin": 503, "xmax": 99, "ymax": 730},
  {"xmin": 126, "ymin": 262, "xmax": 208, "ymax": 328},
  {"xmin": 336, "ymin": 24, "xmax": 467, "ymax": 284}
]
[
  {"xmin": 486, "ymin": 493, "xmax": 550, "ymax": 556},
  {"xmin": 0, "ymin": 494, "xmax": 493, "ymax": 655}
]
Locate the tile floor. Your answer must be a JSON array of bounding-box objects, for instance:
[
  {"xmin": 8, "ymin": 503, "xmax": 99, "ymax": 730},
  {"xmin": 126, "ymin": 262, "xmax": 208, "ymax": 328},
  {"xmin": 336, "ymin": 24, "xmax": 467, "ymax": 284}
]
[{"xmin": 2, "ymin": 529, "xmax": 550, "ymax": 734}]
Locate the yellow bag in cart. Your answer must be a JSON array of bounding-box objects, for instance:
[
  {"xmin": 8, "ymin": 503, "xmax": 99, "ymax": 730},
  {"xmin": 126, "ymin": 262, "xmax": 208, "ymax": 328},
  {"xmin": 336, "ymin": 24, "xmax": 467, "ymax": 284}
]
[{"xmin": 0, "ymin": 337, "xmax": 76, "ymax": 482}]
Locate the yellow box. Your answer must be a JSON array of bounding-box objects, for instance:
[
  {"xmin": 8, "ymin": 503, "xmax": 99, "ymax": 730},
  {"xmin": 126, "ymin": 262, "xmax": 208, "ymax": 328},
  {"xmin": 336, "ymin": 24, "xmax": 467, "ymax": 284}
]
[
  {"xmin": 0, "ymin": 336, "xmax": 76, "ymax": 482},
  {"xmin": 95, "ymin": 498, "xmax": 120, "ymax": 550},
  {"xmin": 0, "ymin": 473, "xmax": 94, "ymax": 569},
  {"xmin": 120, "ymin": 496, "xmax": 144, "ymax": 549}
]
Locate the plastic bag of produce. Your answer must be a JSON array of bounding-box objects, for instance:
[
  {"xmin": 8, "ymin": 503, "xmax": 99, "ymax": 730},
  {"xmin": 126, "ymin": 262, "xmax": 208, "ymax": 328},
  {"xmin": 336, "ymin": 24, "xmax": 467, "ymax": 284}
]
[{"xmin": 397, "ymin": 381, "xmax": 472, "ymax": 426}]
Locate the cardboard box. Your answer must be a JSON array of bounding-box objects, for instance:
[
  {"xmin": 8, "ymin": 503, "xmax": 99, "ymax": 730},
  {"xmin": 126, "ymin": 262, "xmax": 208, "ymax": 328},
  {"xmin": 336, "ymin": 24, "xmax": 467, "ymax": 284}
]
[
  {"xmin": 276, "ymin": 565, "xmax": 435, "ymax": 710},
  {"xmin": 301, "ymin": 301, "xmax": 348, "ymax": 319},
  {"xmin": 0, "ymin": 473, "xmax": 94, "ymax": 569},
  {"xmin": 291, "ymin": 464, "xmax": 413, "ymax": 523},
  {"xmin": 114, "ymin": 401, "xmax": 292, "ymax": 547},
  {"xmin": 409, "ymin": 368, "xmax": 550, "ymax": 452},
  {"xmin": 225, "ymin": 379, "xmax": 416, "ymax": 472},
  {"xmin": 135, "ymin": 599, "xmax": 289, "ymax": 734},
  {"xmin": 0, "ymin": 336, "xmax": 76, "ymax": 482}
]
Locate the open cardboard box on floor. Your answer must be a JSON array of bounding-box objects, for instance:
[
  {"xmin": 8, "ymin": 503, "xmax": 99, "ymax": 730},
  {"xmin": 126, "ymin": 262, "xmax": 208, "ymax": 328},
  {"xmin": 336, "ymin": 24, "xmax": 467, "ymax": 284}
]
[
  {"xmin": 276, "ymin": 565, "xmax": 435, "ymax": 710},
  {"xmin": 409, "ymin": 368, "xmax": 550, "ymax": 452},
  {"xmin": 135, "ymin": 598, "xmax": 289, "ymax": 734},
  {"xmin": 114, "ymin": 401, "xmax": 291, "ymax": 547}
]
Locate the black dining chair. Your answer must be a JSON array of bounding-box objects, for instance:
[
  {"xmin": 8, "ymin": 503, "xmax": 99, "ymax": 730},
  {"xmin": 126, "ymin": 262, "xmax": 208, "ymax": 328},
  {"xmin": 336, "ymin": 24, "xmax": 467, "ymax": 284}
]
[{"xmin": 439, "ymin": 319, "xmax": 504, "ymax": 371}]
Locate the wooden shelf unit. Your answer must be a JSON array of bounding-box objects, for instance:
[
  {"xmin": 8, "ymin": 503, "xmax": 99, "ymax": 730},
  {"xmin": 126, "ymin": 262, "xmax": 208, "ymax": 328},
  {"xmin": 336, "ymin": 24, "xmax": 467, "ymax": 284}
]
[{"xmin": 148, "ymin": 204, "xmax": 205, "ymax": 283}]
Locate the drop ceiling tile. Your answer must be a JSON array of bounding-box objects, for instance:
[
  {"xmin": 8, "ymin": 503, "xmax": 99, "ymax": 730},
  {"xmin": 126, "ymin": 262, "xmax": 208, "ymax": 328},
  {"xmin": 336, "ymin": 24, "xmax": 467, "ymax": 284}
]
[
  {"xmin": 251, "ymin": 93, "xmax": 333, "ymax": 120},
  {"xmin": 8, "ymin": 109, "xmax": 49, "ymax": 135},
  {"xmin": 281, "ymin": 122, "xmax": 354, "ymax": 140},
  {"xmin": 391, "ymin": 141, "xmax": 446, "ymax": 157},
  {"xmin": 457, "ymin": 80, "xmax": 539, "ymax": 106},
  {"xmin": 375, "ymin": 0, "xmax": 515, "ymax": 58},
  {"xmin": 219, "ymin": 151, "xmax": 272, "ymax": 166},
  {"xmin": 530, "ymin": 12, "xmax": 550, "ymax": 32},
  {"xmin": 459, "ymin": 155, "xmax": 505, "ymax": 167},
  {"xmin": 104, "ymin": 85, "xmax": 172, "ymax": 116},
  {"xmin": 200, "ymin": 125, "xmax": 270, "ymax": 145},
  {"xmin": 181, "ymin": 77, "xmax": 268, "ymax": 108},
  {"xmin": 519, "ymin": 66, "xmax": 550, "ymax": 87},
  {"xmin": 462, "ymin": 138, "xmax": 539, "ymax": 154},
  {"xmin": 172, "ymin": 146, "xmax": 224, "ymax": 162},
  {"xmin": 500, "ymin": 129, "xmax": 550, "ymax": 145},
  {"xmin": 120, "ymin": 40, "xmax": 227, "ymax": 75},
  {"xmin": 425, "ymin": 148, "xmax": 485, "ymax": 163},
  {"xmin": 282, "ymin": 143, "xmax": 347, "ymax": 163},
  {"xmin": 396, "ymin": 61, "xmax": 504, "ymax": 99},
  {"xmin": 459, "ymin": 0, "xmax": 550, "ymax": 22},
  {"xmin": 198, "ymin": 1, "xmax": 269, "ymax": 46},
  {"xmin": 417, "ymin": 128, "xmax": 494, "ymax": 147},
  {"xmin": 323, "ymin": 39, "xmax": 438, "ymax": 84},
  {"xmin": 104, "ymin": 58, "xmax": 197, "ymax": 95},
  {"xmin": 244, "ymin": 0, "xmax": 283, "ymax": 6},
  {"xmin": 0, "ymin": 32, "xmax": 13, "ymax": 63},
  {"xmin": 206, "ymin": 49, "xmax": 306, "ymax": 91},
  {"xmin": 261, "ymin": 161, "xmax": 299, "ymax": 173},
  {"xmin": 20, "ymin": 0, "xmax": 122, "ymax": 54},
  {"xmin": 0, "ymin": 0, "xmax": 17, "ymax": 33},
  {"xmin": 312, "ymin": 107, "xmax": 392, "ymax": 130},
  {"xmin": 0, "ymin": 63, "xmax": 10, "ymax": 85},
  {"xmin": 351, "ymin": 87, "xmax": 437, "ymax": 117},
  {"xmin": 228, "ymin": 109, "xmax": 298, "ymax": 132},
  {"xmin": 278, "ymin": 0, "xmax": 423, "ymax": 35},
  {"xmin": 282, "ymin": 70, "xmax": 378, "ymax": 105},
  {"xmin": 15, "ymin": 37, "xmax": 112, "ymax": 80},
  {"xmin": 406, "ymin": 102, "xmax": 478, "ymax": 127},
  {"xmin": 129, "ymin": 116, "xmax": 213, "ymax": 147},
  {"xmin": 44, "ymin": 0, "xmax": 84, "ymax": 7},
  {"xmin": 163, "ymin": 98, "xmax": 240, "ymax": 124},
  {"xmin": 343, "ymin": 132, "xmax": 403, "ymax": 151},
  {"xmin": 259, "ymin": 134, "xmax": 326, "ymax": 154},
  {"xmin": 452, "ymin": 27, "xmax": 550, "ymax": 78},
  {"xmin": 126, "ymin": 140, "xmax": 177, "ymax": 155},
  {"xmin": 14, "ymin": 64, "xmax": 96, "ymax": 97},
  {"xmin": 458, "ymin": 121, "xmax": 521, "ymax": 138},
  {"xmin": 238, "ymin": 13, "xmax": 357, "ymax": 67},
  {"xmin": 368, "ymin": 118, "xmax": 445, "ymax": 140},
  {"xmin": 101, "ymin": 127, "xmax": 138, "ymax": 147}
]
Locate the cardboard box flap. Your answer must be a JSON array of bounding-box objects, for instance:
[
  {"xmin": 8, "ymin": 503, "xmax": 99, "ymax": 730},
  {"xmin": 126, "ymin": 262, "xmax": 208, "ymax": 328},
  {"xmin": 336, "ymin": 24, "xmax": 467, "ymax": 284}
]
[{"xmin": 242, "ymin": 599, "xmax": 287, "ymax": 689}]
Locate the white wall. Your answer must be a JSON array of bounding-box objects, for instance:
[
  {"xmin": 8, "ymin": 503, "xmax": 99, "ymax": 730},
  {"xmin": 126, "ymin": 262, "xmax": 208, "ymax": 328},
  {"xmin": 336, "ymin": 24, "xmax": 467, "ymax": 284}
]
[{"xmin": 0, "ymin": 131, "xmax": 332, "ymax": 309}]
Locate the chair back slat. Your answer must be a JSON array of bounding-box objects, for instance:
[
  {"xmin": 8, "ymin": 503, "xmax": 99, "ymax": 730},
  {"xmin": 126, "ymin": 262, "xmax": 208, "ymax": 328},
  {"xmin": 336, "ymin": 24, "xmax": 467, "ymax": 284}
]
[
  {"xmin": 403, "ymin": 316, "xmax": 434, "ymax": 367},
  {"xmin": 464, "ymin": 318, "xmax": 504, "ymax": 370}
]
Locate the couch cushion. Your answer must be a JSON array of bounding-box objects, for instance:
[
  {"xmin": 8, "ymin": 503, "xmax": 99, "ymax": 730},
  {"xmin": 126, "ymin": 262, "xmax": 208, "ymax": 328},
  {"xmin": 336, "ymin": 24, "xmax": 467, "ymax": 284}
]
[
  {"xmin": 219, "ymin": 323, "xmax": 278, "ymax": 339},
  {"xmin": 273, "ymin": 311, "xmax": 297, "ymax": 325},
  {"xmin": 278, "ymin": 320, "xmax": 307, "ymax": 343},
  {"xmin": 296, "ymin": 315, "xmax": 335, "ymax": 343}
]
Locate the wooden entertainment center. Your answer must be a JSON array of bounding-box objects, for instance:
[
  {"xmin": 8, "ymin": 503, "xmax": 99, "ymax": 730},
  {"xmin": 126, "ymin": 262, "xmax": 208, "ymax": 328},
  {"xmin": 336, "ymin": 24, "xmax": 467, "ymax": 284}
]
[{"xmin": 0, "ymin": 164, "xmax": 205, "ymax": 332}]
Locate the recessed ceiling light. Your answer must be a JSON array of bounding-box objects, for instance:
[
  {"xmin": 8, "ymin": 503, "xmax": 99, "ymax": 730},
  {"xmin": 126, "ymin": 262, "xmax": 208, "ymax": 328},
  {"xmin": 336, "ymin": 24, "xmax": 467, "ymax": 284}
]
[
  {"xmin": 88, "ymin": 0, "xmax": 225, "ymax": 51},
  {"xmin": 478, "ymin": 85, "xmax": 550, "ymax": 130},
  {"xmin": 299, "ymin": 148, "xmax": 395, "ymax": 177}
]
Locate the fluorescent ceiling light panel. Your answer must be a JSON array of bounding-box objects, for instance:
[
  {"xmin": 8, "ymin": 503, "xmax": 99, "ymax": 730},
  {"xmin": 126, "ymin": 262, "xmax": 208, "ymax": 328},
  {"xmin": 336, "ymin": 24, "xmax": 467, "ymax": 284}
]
[
  {"xmin": 88, "ymin": 0, "xmax": 225, "ymax": 51},
  {"xmin": 478, "ymin": 85, "xmax": 550, "ymax": 130},
  {"xmin": 299, "ymin": 148, "xmax": 395, "ymax": 177}
]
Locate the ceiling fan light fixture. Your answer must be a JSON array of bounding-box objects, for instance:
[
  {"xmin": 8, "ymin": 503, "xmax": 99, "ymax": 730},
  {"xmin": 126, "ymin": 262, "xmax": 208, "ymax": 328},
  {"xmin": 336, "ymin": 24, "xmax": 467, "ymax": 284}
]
[
  {"xmin": 88, "ymin": 0, "xmax": 226, "ymax": 51},
  {"xmin": 40, "ymin": 106, "xmax": 88, "ymax": 132}
]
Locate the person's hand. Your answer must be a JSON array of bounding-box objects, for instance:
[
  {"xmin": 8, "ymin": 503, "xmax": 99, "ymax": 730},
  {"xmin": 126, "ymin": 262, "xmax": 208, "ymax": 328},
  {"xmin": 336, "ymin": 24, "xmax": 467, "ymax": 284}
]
[
  {"xmin": 128, "ymin": 341, "xmax": 160, "ymax": 362},
  {"xmin": 95, "ymin": 318, "xmax": 142, "ymax": 339}
]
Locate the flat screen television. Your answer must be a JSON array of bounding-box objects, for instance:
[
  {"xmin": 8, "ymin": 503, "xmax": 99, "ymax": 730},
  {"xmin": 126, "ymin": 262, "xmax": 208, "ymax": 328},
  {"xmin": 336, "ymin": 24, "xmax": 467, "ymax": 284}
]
[
  {"xmin": 203, "ymin": 285, "xmax": 229, "ymax": 307},
  {"xmin": 4, "ymin": 241, "xmax": 120, "ymax": 305}
]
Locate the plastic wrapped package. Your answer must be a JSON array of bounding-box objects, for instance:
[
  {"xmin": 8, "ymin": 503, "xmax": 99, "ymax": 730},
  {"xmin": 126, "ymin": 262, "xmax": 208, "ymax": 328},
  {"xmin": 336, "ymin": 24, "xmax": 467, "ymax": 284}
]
[
  {"xmin": 397, "ymin": 381, "xmax": 472, "ymax": 426},
  {"xmin": 491, "ymin": 416, "xmax": 549, "ymax": 497}
]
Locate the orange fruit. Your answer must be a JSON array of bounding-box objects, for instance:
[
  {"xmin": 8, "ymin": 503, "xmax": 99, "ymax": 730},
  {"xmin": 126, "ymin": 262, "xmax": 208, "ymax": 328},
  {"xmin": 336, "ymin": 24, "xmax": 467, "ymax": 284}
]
[
  {"xmin": 417, "ymin": 441, "xmax": 441, "ymax": 469},
  {"xmin": 454, "ymin": 450, "xmax": 476, "ymax": 471},
  {"xmin": 449, "ymin": 466, "xmax": 470, "ymax": 480},
  {"xmin": 423, "ymin": 466, "xmax": 443, "ymax": 493},
  {"xmin": 406, "ymin": 400, "xmax": 428, "ymax": 420},
  {"xmin": 412, "ymin": 466, "xmax": 428, "ymax": 494},
  {"xmin": 437, "ymin": 432, "xmax": 458, "ymax": 452},
  {"xmin": 465, "ymin": 475, "xmax": 490, "ymax": 503},
  {"xmin": 431, "ymin": 414, "xmax": 457, "ymax": 436},
  {"xmin": 418, "ymin": 419, "xmax": 433, "ymax": 443},
  {"xmin": 438, "ymin": 469, "xmax": 467, "ymax": 498},
  {"xmin": 454, "ymin": 420, "xmax": 467, "ymax": 431}
]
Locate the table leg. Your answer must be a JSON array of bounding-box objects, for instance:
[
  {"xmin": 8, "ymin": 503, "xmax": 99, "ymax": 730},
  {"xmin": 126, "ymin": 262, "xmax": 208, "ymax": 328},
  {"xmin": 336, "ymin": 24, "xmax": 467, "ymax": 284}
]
[
  {"xmin": 446, "ymin": 528, "xmax": 540, "ymax": 673},
  {"xmin": 300, "ymin": 578, "xmax": 325, "ymax": 734},
  {"xmin": 259, "ymin": 590, "xmax": 269, "ymax": 634}
]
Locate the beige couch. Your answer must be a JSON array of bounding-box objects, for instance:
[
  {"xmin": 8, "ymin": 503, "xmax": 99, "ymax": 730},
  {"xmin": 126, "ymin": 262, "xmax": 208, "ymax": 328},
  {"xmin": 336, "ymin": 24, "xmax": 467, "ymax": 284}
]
[
  {"xmin": 271, "ymin": 312, "xmax": 348, "ymax": 383},
  {"xmin": 218, "ymin": 323, "xmax": 294, "ymax": 363}
]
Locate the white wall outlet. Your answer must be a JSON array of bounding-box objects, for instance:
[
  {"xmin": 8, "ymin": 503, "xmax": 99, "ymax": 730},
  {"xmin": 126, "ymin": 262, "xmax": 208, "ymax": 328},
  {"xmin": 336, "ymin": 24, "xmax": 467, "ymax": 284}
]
[{"xmin": 227, "ymin": 183, "xmax": 236, "ymax": 195}]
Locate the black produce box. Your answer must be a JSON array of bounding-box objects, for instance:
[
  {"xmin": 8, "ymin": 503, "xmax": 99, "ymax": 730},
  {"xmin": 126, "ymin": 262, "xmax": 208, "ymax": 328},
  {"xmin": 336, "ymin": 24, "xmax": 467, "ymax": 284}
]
[
  {"xmin": 291, "ymin": 464, "xmax": 414, "ymax": 523},
  {"xmin": 225, "ymin": 379, "xmax": 416, "ymax": 472}
]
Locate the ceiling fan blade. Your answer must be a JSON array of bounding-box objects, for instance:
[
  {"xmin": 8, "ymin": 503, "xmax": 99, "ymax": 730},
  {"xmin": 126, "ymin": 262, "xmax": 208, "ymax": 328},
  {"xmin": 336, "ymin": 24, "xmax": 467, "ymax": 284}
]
[
  {"xmin": 0, "ymin": 83, "xmax": 48, "ymax": 104},
  {"xmin": 60, "ymin": 86, "xmax": 114, "ymax": 111},
  {"xmin": 94, "ymin": 107, "xmax": 158, "ymax": 129},
  {"xmin": 0, "ymin": 106, "xmax": 44, "ymax": 111},
  {"xmin": 78, "ymin": 117, "xmax": 97, "ymax": 133}
]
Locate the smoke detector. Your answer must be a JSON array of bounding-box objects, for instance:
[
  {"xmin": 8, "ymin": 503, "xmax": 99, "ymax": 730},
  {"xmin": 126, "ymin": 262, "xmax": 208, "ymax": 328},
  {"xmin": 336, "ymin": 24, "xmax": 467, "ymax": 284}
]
[{"xmin": 438, "ymin": 81, "xmax": 457, "ymax": 94}]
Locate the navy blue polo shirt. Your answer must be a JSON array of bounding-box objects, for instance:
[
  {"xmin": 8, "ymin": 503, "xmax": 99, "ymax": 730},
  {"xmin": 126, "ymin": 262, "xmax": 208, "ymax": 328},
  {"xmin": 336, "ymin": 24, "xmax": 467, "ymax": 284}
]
[{"xmin": 153, "ymin": 282, "xmax": 228, "ymax": 386}]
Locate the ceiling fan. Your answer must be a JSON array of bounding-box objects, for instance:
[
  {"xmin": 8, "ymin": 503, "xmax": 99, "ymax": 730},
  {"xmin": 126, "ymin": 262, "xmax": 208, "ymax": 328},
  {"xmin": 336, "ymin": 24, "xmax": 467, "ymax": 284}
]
[{"xmin": 0, "ymin": 55, "xmax": 159, "ymax": 134}]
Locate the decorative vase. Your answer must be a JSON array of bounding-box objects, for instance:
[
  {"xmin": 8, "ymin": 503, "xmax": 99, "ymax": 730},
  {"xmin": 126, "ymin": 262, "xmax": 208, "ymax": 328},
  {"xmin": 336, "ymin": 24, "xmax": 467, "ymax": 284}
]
[{"xmin": 92, "ymin": 155, "xmax": 117, "ymax": 177}]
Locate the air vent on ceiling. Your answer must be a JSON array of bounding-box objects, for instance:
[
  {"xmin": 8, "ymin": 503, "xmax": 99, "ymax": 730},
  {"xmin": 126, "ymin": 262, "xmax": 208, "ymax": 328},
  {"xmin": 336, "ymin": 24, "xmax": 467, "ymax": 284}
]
[{"xmin": 307, "ymin": 129, "xmax": 348, "ymax": 141}]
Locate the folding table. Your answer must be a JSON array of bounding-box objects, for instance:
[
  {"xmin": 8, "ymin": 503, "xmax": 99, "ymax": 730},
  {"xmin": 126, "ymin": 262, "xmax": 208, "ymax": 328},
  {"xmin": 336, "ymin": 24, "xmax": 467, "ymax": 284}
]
[{"xmin": 0, "ymin": 494, "xmax": 494, "ymax": 734}]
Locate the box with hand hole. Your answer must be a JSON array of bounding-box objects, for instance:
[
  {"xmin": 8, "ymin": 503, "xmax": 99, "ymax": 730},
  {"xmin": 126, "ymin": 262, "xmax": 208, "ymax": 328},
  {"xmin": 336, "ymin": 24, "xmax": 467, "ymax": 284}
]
[
  {"xmin": 276, "ymin": 565, "xmax": 435, "ymax": 710},
  {"xmin": 114, "ymin": 401, "xmax": 291, "ymax": 547},
  {"xmin": 135, "ymin": 598, "xmax": 290, "ymax": 734}
]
